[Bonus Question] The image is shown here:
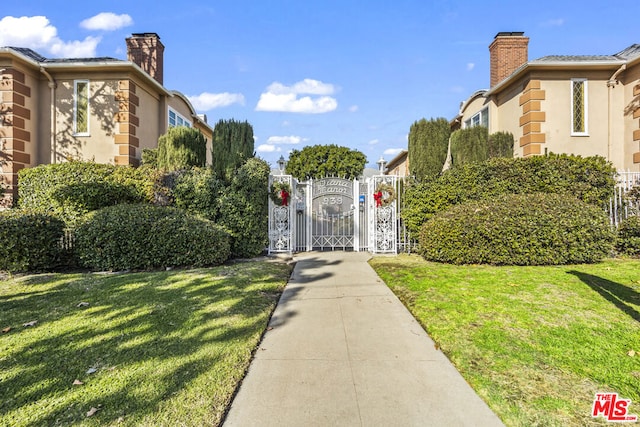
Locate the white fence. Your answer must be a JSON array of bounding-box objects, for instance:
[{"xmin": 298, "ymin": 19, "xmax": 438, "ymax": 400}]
[{"xmin": 608, "ymin": 171, "xmax": 640, "ymax": 227}]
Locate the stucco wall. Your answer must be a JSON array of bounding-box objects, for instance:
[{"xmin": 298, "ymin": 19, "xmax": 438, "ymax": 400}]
[
  {"xmin": 53, "ymin": 77, "xmax": 118, "ymax": 164},
  {"xmin": 538, "ymin": 70, "xmax": 612, "ymax": 161},
  {"xmin": 623, "ymin": 63, "xmax": 640, "ymax": 170}
]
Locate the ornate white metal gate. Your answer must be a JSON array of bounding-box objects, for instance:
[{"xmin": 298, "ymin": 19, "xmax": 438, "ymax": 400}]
[{"xmin": 268, "ymin": 175, "xmax": 397, "ymax": 254}]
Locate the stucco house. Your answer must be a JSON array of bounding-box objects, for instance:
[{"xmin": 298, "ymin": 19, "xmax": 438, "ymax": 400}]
[
  {"xmin": 0, "ymin": 33, "xmax": 213, "ymax": 207},
  {"xmin": 384, "ymin": 149, "xmax": 409, "ymax": 176},
  {"xmin": 453, "ymin": 32, "xmax": 640, "ymax": 172}
]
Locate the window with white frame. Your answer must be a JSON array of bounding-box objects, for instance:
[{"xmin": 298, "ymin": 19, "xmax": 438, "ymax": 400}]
[
  {"xmin": 464, "ymin": 107, "xmax": 489, "ymax": 129},
  {"xmin": 74, "ymin": 80, "xmax": 90, "ymax": 135},
  {"xmin": 571, "ymin": 78, "xmax": 588, "ymax": 135},
  {"xmin": 168, "ymin": 108, "xmax": 192, "ymax": 128}
]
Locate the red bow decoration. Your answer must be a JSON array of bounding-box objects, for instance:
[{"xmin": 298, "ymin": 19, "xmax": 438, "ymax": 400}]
[
  {"xmin": 280, "ymin": 190, "xmax": 290, "ymax": 206},
  {"xmin": 374, "ymin": 191, "xmax": 383, "ymax": 207}
]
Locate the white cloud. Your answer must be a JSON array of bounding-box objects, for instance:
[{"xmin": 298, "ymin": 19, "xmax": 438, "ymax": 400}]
[
  {"xmin": 541, "ymin": 18, "xmax": 565, "ymax": 27},
  {"xmin": 187, "ymin": 92, "xmax": 245, "ymax": 111},
  {"xmin": 80, "ymin": 13, "xmax": 133, "ymax": 31},
  {"xmin": 50, "ymin": 36, "xmax": 101, "ymax": 57},
  {"xmin": 266, "ymin": 135, "xmax": 306, "ymax": 145},
  {"xmin": 0, "ymin": 16, "xmax": 100, "ymax": 57},
  {"xmin": 467, "ymin": 63, "xmax": 475, "ymax": 71},
  {"xmin": 369, "ymin": 139, "xmax": 379, "ymax": 145},
  {"xmin": 256, "ymin": 79, "xmax": 338, "ymax": 113},
  {"xmin": 450, "ymin": 85, "xmax": 465, "ymax": 94},
  {"xmin": 349, "ymin": 105, "xmax": 359, "ymax": 112},
  {"xmin": 384, "ymin": 148, "xmax": 404, "ymax": 156},
  {"xmin": 256, "ymin": 144, "xmax": 280, "ymax": 153}
]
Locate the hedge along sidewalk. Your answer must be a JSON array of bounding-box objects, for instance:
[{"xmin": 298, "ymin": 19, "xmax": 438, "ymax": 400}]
[{"xmin": 0, "ymin": 261, "xmax": 292, "ymax": 427}]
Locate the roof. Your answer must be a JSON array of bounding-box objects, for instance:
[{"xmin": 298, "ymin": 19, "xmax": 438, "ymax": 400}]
[
  {"xmin": 529, "ymin": 43, "xmax": 640, "ymax": 65},
  {"xmin": 5, "ymin": 47, "xmax": 120, "ymax": 64},
  {"xmin": 487, "ymin": 43, "xmax": 640, "ymax": 96},
  {"xmin": 384, "ymin": 149, "xmax": 408, "ymax": 172},
  {"xmin": 0, "ymin": 45, "xmax": 171, "ymax": 97}
]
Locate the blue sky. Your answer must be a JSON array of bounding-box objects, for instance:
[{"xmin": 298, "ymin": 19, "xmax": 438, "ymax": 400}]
[{"xmin": 2, "ymin": 1, "xmax": 640, "ymax": 169}]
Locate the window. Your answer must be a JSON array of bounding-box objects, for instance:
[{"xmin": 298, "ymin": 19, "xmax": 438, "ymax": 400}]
[
  {"xmin": 74, "ymin": 80, "xmax": 89, "ymax": 135},
  {"xmin": 571, "ymin": 79, "xmax": 588, "ymax": 135},
  {"xmin": 168, "ymin": 108, "xmax": 191, "ymax": 128},
  {"xmin": 464, "ymin": 108, "xmax": 489, "ymax": 129}
]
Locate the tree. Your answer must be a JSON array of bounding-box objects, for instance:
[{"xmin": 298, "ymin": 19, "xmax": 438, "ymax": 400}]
[
  {"xmin": 408, "ymin": 118, "xmax": 450, "ymax": 181},
  {"xmin": 449, "ymin": 128, "xmax": 515, "ymax": 167},
  {"xmin": 450, "ymin": 126, "xmax": 489, "ymax": 167},
  {"xmin": 157, "ymin": 126, "xmax": 207, "ymax": 171},
  {"xmin": 211, "ymin": 119, "xmax": 255, "ymax": 179},
  {"xmin": 285, "ymin": 144, "xmax": 366, "ymax": 180}
]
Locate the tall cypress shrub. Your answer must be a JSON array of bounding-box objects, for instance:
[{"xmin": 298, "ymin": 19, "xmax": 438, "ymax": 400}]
[
  {"xmin": 408, "ymin": 118, "xmax": 450, "ymax": 181},
  {"xmin": 450, "ymin": 126, "xmax": 489, "ymax": 167},
  {"xmin": 211, "ymin": 119, "xmax": 255, "ymax": 179},
  {"xmin": 488, "ymin": 131, "xmax": 514, "ymax": 158},
  {"xmin": 157, "ymin": 126, "xmax": 207, "ymax": 171}
]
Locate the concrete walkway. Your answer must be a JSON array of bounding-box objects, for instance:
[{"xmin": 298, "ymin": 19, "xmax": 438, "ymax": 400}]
[{"xmin": 223, "ymin": 252, "xmax": 504, "ymax": 427}]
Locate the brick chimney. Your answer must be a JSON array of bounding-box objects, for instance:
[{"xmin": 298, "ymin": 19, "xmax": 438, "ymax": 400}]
[
  {"xmin": 126, "ymin": 33, "xmax": 164, "ymax": 85},
  {"xmin": 489, "ymin": 32, "xmax": 529, "ymax": 87}
]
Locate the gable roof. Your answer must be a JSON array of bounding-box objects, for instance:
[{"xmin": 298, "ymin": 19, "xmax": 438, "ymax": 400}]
[
  {"xmin": 4, "ymin": 47, "xmax": 120, "ymax": 64},
  {"xmin": 487, "ymin": 43, "xmax": 640, "ymax": 96},
  {"xmin": 0, "ymin": 45, "xmax": 171, "ymax": 96}
]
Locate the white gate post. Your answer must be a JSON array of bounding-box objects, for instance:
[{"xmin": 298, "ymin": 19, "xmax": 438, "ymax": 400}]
[
  {"xmin": 353, "ymin": 179, "xmax": 360, "ymax": 252},
  {"xmin": 369, "ymin": 175, "xmax": 398, "ymax": 254},
  {"xmin": 268, "ymin": 174, "xmax": 294, "ymax": 255},
  {"xmin": 306, "ymin": 178, "xmax": 313, "ymax": 251}
]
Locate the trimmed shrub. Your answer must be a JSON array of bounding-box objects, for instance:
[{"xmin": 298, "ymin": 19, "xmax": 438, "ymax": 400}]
[
  {"xmin": 157, "ymin": 159, "xmax": 269, "ymax": 258},
  {"xmin": 488, "ymin": 131, "xmax": 514, "ymax": 158},
  {"xmin": 75, "ymin": 204, "xmax": 231, "ymax": 271},
  {"xmin": 172, "ymin": 168, "xmax": 223, "ymax": 220},
  {"xmin": 408, "ymin": 117, "xmax": 451, "ymax": 180},
  {"xmin": 402, "ymin": 154, "xmax": 616, "ymax": 234},
  {"xmin": 450, "ymin": 126, "xmax": 489, "ymax": 167},
  {"xmin": 157, "ymin": 126, "xmax": 207, "ymax": 171},
  {"xmin": 419, "ymin": 193, "xmax": 615, "ymax": 265},
  {"xmin": 17, "ymin": 161, "xmax": 155, "ymax": 225},
  {"xmin": 141, "ymin": 148, "xmax": 158, "ymax": 167},
  {"xmin": 616, "ymin": 216, "xmax": 640, "ymax": 256},
  {"xmin": 217, "ymin": 158, "xmax": 270, "ymax": 258},
  {"xmin": 0, "ymin": 210, "xmax": 65, "ymax": 272}
]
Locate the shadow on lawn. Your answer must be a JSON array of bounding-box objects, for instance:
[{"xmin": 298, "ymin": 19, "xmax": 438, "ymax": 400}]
[
  {"xmin": 0, "ymin": 263, "xmax": 291, "ymax": 426},
  {"xmin": 567, "ymin": 270, "xmax": 640, "ymax": 323}
]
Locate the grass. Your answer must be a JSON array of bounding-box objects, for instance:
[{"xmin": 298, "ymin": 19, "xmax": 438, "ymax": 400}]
[
  {"xmin": 369, "ymin": 255, "xmax": 640, "ymax": 427},
  {"xmin": 0, "ymin": 261, "xmax": 292, "ymax": 426}
]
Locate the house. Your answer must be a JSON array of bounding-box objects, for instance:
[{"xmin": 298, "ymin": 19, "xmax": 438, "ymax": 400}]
[
  {"xmin": 383, "ymin": 149, "xmax": 409, "ymax": 176},
  {"xmin": 0, "ymin": 33, "xmax": 213, "ymax": 207},
  {"xmin": 453, "ymin": 32, "xmax": 640, "ymax": 172}
]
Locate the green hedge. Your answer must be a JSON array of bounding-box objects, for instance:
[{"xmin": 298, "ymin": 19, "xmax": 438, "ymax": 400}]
[
  {"xmin": 450, "ymin": 126, "xmax": 489, "ymax": 167},
  {"xmin": 75, "ymin": 204, "xmax": 231, "ymax": 271},
  {"xmin": 402, "ymin": 154, "xmax": 616, "ymax": 234},
  {"xmin": 217, "ymin": 158, "xmax": 270, "ymax": 258},
  {"xmin": 418, "ymin": 193, "xmax": 615, "ymax": 265},
  {"xmin": 17, "ymin": 161, "xmax": 156, "ymax": 225},
  {"xmin": 157, "ymin": 126, "xmax": 207, "ymax": 171},
  {"xmin": 0, "ymin": 210, "xmax": 66, "ymax": 272},
  {"xmin": 170, "ymin": 158, "xmax": 269, "ymax": 258},
  {"xmin": 616, "ymin": 216, "xmax": 640, "ymax": 256},
  {"xmin": 172, "ymin": 168, "xmax": 223, "ymax": 220}
]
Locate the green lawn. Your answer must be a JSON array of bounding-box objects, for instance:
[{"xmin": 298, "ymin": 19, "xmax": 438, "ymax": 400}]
[
  {"xmin": 370, "ymin": 255, "xmax": 640, "ymax": 427},
  {"xmin": 0, "ymin": 261, "xmax": 291, "ymax": 426}
]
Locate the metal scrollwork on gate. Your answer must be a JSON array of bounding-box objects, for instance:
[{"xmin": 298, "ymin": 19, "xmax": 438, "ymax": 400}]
[
  {"xmin": 268, "ymin": 175, "xmax": 294, "ymax": 254},
  {"xmin": 370, "ymin": 175, "xmax": 398, "ymax": 254}
]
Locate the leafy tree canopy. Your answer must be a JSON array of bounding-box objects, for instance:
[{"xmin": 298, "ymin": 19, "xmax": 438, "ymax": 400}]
[{"xmin": 285, "ymin": 144, "xmax": 366, "ymax": 180}]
